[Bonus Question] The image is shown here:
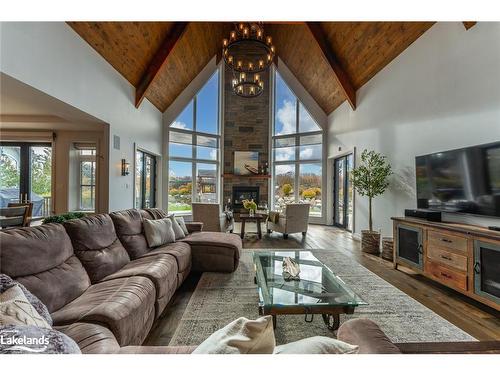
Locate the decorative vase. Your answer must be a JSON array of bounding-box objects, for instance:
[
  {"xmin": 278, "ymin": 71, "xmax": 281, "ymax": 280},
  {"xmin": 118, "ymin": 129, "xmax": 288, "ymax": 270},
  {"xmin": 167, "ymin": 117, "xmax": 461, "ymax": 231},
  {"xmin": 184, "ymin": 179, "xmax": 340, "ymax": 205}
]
[{"xmin": 361, "ymin": 230, "xmax": 381, "ymax": 255}]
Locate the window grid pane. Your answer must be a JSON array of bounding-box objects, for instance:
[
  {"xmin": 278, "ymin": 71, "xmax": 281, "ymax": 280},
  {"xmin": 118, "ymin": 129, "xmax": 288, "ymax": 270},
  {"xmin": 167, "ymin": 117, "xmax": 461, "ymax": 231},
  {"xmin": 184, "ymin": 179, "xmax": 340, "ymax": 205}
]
[
  {"xmin": 272, "ymin": 69, "xmax": 323, "ymax": 217},
  {"xmin": 168, "ymin": 70, "xmax": 221, "ymax": 212}
]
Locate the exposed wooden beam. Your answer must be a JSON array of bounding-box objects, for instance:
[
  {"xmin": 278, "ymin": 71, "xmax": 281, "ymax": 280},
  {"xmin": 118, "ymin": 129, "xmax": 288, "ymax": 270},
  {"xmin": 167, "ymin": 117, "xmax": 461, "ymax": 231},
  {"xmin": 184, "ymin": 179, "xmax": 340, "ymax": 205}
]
[
  {"xmin": 306, "ymin": 22, "xmax": 356, "ymax": 110},
  {"xmin": 135, "ymin": 22, "xmax": 188, "ymax": 108},
  {"xmin": 463, "ymin": 22, "xmax": 477, "ymax": 30}
]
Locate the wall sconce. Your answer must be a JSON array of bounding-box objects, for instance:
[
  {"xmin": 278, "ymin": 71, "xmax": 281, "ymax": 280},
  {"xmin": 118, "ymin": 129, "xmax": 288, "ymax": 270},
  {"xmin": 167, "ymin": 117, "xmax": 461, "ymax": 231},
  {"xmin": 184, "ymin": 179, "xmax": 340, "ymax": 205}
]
[{"xmin": 121, "ymin": 159, "xmax": 130, "ymax": 176}]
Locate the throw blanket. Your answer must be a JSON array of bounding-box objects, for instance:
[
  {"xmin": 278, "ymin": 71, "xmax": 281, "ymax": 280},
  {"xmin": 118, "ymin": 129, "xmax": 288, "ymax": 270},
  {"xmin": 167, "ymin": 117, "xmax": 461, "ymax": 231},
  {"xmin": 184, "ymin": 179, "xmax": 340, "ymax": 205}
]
[
  {"xmin": 224, "ymin": 211, "xmax": 233, "ymax": 223},
  {"xmin": 268, "ymin": 211, "xmax": 280, "ymax": 224}
]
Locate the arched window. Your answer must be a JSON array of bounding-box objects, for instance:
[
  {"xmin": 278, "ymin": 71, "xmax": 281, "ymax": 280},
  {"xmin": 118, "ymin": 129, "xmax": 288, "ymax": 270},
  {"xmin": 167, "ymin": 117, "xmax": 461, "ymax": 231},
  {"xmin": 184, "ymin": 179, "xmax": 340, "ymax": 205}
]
[
  {"xmin": 272, "ymin": 70, "xmax": 324, "ymax": 217},
  {"xmin": 168, "ymin": 69, "xmax": 221, "ymax": 214}
]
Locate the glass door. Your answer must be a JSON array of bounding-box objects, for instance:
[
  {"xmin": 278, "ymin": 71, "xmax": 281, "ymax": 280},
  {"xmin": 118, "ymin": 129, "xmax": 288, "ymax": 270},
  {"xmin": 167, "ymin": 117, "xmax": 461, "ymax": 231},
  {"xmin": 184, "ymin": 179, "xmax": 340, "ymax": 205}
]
[
  {"xmin": 0, "ymin": 142, "xmax": 52, "ymax": 217},
  {"xmin": 333, "ymin": 153, "xmax": 354, "ymax": 231},
  {"xmin": 135, "ymin": 150, "xmax": 157, "ymax": 209}
]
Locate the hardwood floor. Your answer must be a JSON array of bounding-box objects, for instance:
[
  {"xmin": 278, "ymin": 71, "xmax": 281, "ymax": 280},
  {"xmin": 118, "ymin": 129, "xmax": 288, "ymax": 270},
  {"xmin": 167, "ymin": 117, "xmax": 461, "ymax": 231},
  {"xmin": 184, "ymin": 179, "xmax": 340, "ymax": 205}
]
[{"xmin": 145, "ymin": 223, "xmax": 500, "ymax": 345}]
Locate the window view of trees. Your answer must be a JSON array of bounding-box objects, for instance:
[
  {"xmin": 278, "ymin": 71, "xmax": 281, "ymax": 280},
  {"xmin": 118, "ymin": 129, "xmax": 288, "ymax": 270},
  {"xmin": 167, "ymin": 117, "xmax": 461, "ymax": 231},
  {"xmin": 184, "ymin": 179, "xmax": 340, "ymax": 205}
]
[
  {"xmin": 273, "ymin": 71, "xmax": 323, "ymax": 217},
  {"xmin": 168, "ymin": 70, "xmax": 220, "ymax": 213}
]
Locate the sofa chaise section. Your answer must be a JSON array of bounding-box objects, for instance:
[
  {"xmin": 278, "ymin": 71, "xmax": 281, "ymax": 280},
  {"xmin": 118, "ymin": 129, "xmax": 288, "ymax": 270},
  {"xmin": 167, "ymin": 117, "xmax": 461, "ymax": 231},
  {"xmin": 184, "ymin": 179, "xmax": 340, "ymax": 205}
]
[{"xmin": 181, "ymin": 231, "xmax": 242, "ymax": 273}]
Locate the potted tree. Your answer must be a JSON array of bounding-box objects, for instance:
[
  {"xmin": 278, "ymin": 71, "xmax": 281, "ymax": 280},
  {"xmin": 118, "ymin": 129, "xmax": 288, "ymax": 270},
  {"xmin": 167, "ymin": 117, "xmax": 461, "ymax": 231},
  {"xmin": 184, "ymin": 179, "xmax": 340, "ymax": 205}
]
[{"xmin": 351, "ymin": 150, "xmax": 392, "ymax": 254}]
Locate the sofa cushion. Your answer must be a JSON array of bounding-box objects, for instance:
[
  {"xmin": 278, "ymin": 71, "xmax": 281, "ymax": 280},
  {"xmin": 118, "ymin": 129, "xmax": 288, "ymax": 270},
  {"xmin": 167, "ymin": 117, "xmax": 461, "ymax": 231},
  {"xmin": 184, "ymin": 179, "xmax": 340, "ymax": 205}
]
[
  {"xmin": 193, "ymin": 316, "xmax": 275, "ymax": 354},
  {"xmin": 0, "ymin": 274, "xmax": 53, "ymax": 326},
  {"xmin": 0, "ymin": 224, "xmax": 91, "ymax": 312},
  {"xmin": 101, "ymin": 254, "xmax": 178, "ymax": 301},
  {"xmin": 274, "ymin": 336, "xmax": 359, "ymax": 354},
  {"xmin": 181, "ymin": 231, "xmax": 242, "ymax": 272},
  {"xmin": 143, "ymin": 218, "xmax": 176, "ymax": 248},
  {"xmin": 143, "ymin": 208, "xmax": 169, "ymax": 220},
  {"xmin": 0, "ymin": 285, "xmax": 51, "ymax": 328},
  {"xmin": 140, "ymin": 242, "xmax": 191, "ymax": 274},
  {"xmin": 51, "ymin": 276, "xmax": 155, "ymax": 346},
  {"xmin": 337, "ymin": 318, "xmax": 401, "ymax": 354},
  {"xmin": 110, "ymin": 209, "xmax": 150, "ymax": 259},
  {"xmin": 64, "ymin": 214, "xmax": 130, "ymax": 283},
  {"xmin": 175, "ymin": 216, "xmax": 189, "ymax": 235},
  {"xmin": 170, "ymin": 216, "xmax": 186, "ymax": 240},
  {"xmin": 55, "ymin": 322, "xmax": 120, "ymax": 354}
]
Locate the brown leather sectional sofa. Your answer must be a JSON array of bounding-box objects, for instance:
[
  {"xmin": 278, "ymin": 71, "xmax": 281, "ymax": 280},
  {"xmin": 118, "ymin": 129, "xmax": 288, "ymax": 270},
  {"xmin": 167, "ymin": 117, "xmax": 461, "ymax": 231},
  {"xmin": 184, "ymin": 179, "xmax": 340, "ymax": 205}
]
[{"xmin": 0, "ymin": 208, "xmax": 242, "ymax": 353}]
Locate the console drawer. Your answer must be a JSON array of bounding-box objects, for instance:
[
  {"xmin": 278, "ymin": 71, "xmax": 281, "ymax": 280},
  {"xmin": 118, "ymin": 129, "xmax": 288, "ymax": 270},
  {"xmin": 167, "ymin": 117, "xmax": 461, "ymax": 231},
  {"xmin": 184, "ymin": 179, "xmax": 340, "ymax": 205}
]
[
  {"xmin": 428, "ymin": 230, "xmax": 467, "ymax": 253},
  {"xmin": 425, "ymin": 260, "xmax": 467, "ymax": 291},
  {"xmin": 427, "ymin": 245, "xmax": 467, "ymax": 272}
]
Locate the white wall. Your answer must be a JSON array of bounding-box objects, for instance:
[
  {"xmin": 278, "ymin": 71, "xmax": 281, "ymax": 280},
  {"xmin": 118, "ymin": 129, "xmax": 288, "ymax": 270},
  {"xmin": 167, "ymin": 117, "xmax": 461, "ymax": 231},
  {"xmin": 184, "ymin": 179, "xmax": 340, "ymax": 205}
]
[
  {"xmin": 328, "ymin": 22, "xmax": 500, "ymax": 236},
  {"xmin": 0, "ymin": 22, "xmax": 163, "ymax": 211}
]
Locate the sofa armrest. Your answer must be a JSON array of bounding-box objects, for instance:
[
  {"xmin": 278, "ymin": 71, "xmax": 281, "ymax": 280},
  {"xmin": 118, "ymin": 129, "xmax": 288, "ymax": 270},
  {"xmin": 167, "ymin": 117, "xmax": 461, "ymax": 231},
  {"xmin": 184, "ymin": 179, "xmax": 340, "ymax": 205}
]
[
  {"xmin": 337, "ymin": 318, "xmax": 401, "ymax": 354},
  {"xmin": 186, "ymin": 221, "xmax": 204, "ymax": 233}
]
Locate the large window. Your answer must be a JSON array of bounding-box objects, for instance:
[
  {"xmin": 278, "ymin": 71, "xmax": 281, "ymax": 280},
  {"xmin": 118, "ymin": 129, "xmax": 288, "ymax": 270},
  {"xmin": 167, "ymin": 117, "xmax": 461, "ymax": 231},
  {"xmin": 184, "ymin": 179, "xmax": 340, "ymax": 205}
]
[
  {"xmin": 135, "ymin": 150, "xmax": 157, "ymax": 209},
  {"xmin": 79, "ymin": 149, "xmax": 96, "ymax": 211},
  {"xmin": 168, "ymin": 69, "xmax": 220, "ymax": 213},
  {"xmin": 272, "ymin": 71, "xmax": 324, "ymax": 217}
]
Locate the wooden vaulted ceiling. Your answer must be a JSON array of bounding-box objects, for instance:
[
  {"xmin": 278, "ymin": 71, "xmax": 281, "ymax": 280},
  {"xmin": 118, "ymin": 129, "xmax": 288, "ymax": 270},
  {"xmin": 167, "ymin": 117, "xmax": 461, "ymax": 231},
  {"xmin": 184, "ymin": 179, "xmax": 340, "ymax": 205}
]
[{"xmin": 68, "ymin": 21, "xmax": 436, "ymax": 114}]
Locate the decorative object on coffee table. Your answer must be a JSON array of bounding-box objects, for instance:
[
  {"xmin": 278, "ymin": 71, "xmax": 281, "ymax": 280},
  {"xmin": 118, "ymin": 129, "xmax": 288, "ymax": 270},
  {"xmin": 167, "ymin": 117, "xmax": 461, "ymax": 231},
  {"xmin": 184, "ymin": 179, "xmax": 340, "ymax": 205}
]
[
  {"xmin": 240, "ymin": 213, "xmax": 264, "ymax": 239},
  {"xmin": 253, "ymin": 251, "xmax": 367, "ymax": 331},
  {"xmin": 381, "ymin": 237, "xmax": 394, "ymax": 261},
  {"xmin": 282, "ymin": 257, "xmax": 300, "ymax": 281},
  {"xmin": 243, "ymin": 199, "xmax": 257, "ymax": 216},
  {"xmin": 234, "ymin": 151, "xmax": 259, "ymax": 175},
  {"xmin": 351, "ymin": 150, "xmax": 392, "ymax": 254}
]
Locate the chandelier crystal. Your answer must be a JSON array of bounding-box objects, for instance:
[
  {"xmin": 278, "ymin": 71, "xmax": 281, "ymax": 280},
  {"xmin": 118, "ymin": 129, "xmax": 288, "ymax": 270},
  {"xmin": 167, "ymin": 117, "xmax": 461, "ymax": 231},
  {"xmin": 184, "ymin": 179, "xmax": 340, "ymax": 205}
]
[{"xmin": 222, "ymin": 22, "xmax": 275, "ymax": 98}]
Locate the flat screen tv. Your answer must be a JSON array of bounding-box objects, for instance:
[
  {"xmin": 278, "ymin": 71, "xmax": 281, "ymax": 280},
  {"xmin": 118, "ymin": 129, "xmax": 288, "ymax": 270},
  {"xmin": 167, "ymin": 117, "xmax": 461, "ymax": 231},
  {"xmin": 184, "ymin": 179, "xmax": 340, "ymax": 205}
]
[{"xmin": 416, "ymin": 141, "xmax": 500, "ymax": 218}]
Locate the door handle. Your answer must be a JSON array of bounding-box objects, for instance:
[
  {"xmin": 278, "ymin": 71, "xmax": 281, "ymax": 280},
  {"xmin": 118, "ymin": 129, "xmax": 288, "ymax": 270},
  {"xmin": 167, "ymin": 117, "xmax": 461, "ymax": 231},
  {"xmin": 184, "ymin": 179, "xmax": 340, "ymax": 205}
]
[
  {"xmin": 440, "ymin": 272, "xmax": 452, "ymax": 279},
  {"xmin": 474, "ymin": 262, "xmax": 481, "ymax": 274},
  {"xmin": 441, "ymin": 255, "xmax": 452, "ymax": 261},
  {"xmin": 441, "ymin": 238, "xmax": 452, "ymax": 243}
]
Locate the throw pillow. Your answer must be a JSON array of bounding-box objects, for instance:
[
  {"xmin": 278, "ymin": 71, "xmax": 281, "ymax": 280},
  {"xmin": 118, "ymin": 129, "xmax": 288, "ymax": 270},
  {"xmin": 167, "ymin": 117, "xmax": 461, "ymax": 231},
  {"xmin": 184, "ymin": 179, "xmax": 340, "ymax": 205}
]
[
  {"xmin": 143, "ymin": 218, "xmax": 176, "ymax": 248},
  {"xmin": 169, "ymin": 215, "xmax": 186, "ymax": 240},
  {"xmin": 0, "ymin": 274, "xmax": 52, "ymax": 326},
  {"xmin": 0, "ymin": 324, "xmax": 81, "ymax": 354},
  {"xmin": 175, "ymin": 216, "xmax": 189, "ymax": 236},
  {"xmin": 0, "ymin": 285, "xmax": 52, "ymax": 329},
  {"xmin": 193, "ymin": 316, "xmax": 275, "ymax": 354},
  {"xmin": 273, "ymin": 336, "xmax": 359, "ymax": 354}
]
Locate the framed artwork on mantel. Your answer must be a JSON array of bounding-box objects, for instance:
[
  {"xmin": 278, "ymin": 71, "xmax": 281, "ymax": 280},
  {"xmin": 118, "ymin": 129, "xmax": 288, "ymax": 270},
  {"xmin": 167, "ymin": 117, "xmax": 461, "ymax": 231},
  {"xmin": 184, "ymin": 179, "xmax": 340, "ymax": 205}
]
[{"xmin": 234, "ymin": 151, "xmax": 259, "ymax": 175}]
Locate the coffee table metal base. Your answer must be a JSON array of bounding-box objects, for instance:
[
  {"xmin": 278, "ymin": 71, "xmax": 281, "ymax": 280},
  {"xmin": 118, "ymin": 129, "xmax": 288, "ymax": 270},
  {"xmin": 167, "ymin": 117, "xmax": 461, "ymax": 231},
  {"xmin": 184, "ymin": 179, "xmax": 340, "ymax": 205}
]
[{"xmin": 258, "ymin": 305, "xmax": 355, "ymax": 331}]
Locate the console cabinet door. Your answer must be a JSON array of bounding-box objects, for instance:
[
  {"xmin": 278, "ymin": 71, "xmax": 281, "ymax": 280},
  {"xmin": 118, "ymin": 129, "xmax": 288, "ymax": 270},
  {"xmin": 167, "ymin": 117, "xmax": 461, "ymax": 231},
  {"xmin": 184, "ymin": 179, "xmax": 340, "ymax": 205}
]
[
  {"xmin": 473, "ymin": 240, "xmax": 500, "ymax": 305},
  {"xmin": 396, "ymin": 224, "xmax": 423, "ymax": 270}
]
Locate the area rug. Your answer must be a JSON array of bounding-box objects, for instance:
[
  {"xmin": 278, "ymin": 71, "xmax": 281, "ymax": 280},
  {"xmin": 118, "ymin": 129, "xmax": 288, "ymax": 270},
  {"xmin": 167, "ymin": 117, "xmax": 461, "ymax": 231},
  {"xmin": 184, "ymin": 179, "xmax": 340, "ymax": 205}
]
[{"xmin": 170, "ymin": 249, "xmax": 475, "ymax": 346}]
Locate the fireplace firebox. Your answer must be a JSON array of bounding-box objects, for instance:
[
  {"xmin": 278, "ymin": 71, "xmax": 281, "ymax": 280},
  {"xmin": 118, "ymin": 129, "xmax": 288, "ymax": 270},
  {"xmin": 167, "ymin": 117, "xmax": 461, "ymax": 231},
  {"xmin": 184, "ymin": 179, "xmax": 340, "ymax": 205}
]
[{"xmin": 232, "ymin": 186, "xmax": 259, "ymax": 212}]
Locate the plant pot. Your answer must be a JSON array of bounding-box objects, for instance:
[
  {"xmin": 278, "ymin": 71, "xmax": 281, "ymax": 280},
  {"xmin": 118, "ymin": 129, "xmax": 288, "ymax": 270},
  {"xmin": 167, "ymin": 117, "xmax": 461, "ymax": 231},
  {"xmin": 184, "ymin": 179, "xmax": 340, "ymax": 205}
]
[{"xmin": 361, "ymin": 230, "xmax": 381, "ymax": 255}]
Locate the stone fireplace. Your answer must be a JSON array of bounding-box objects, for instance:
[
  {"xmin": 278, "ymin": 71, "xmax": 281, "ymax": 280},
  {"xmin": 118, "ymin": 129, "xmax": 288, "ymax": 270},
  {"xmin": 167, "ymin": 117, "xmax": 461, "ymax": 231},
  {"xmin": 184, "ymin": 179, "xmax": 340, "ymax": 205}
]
[{"xmin": 222, "ymin": 62, "xmax": 270, "ymax": 211}]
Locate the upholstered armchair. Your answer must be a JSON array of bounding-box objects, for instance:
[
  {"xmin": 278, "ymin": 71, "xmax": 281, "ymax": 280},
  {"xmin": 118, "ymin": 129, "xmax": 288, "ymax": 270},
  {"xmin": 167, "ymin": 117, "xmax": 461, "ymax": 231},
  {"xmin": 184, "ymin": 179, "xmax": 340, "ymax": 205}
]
[
  {"xmin": 192, "ymin": 203, "xmax": 234, "ymax": 233},
  {"xmin": 267, "ymin": 203, "xmax": 310, "ymax": 239}
]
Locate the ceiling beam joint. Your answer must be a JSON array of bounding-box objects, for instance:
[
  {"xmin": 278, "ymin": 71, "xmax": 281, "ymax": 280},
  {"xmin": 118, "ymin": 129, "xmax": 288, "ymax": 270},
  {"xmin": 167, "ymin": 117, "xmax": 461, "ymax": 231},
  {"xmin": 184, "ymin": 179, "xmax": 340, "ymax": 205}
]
[
  {"xmin": 135, "ymin": 22, "xmax": 189, "ymax": 108},
  {"xmin": 306, "ymin": 22, "xmax": 356, "ymax": 111},
  {"xmin": 462, "ymin": 22, "xmax": 477, "ymax": 30}
]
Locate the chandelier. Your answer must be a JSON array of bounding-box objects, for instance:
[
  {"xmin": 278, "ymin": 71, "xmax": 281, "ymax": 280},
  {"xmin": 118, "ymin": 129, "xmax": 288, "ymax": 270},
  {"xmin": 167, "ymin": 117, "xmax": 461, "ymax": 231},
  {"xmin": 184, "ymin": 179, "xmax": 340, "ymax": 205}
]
[{"xmin": 222, "ymin": 22, "xmax": 275, "ymax": 98}]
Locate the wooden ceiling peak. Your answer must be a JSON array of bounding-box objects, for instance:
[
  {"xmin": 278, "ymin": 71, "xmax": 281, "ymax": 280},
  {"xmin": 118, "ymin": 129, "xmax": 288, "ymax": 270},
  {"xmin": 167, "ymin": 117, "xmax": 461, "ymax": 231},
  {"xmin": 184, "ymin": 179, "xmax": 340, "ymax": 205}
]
[
  {"xmin": 135, "ymin": 22, "xmax": 188, "ymax": 108},
  {"xmin": 306, "ymin": 22, "xmax": 356, "ymax": 110},
  {"xmin": 463, "ymin": 22, "xmax": 477, "ymax": 30},
  {"xmin": 69, "ymin": 21, "xmax": 435, "ymax": 114}
]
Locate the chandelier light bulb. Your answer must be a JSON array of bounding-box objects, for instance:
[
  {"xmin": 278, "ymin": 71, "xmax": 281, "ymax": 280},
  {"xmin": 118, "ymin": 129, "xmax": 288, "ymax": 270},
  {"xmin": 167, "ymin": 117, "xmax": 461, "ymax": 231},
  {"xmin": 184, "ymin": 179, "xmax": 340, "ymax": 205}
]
[
  {"xmin": 223, "ymin": 39, "xmax": 228, "ymax": 47},
  {"xmin": 266, "ymin": 36, "xmax": 272, "ymax": 44},
  {"xmin": 230, "ymin": 31, "xmax": 236, "ymax": 39}
]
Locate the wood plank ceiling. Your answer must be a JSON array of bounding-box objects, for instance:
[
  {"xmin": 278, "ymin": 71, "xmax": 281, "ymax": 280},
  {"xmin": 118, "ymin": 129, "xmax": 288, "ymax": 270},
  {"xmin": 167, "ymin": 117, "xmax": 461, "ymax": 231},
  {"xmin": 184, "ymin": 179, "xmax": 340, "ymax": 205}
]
[{"xmin": 67, "ymin": 21, "xmax": 435, "ymax": 114}]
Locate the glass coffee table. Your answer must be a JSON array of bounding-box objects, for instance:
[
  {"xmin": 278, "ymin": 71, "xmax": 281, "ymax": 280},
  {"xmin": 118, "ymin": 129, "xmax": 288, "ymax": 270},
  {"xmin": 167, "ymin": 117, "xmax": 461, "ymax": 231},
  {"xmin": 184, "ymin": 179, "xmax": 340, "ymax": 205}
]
[{"xmin": 253, "ymin": 251, "xmax": 367, "ymax": 330}]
